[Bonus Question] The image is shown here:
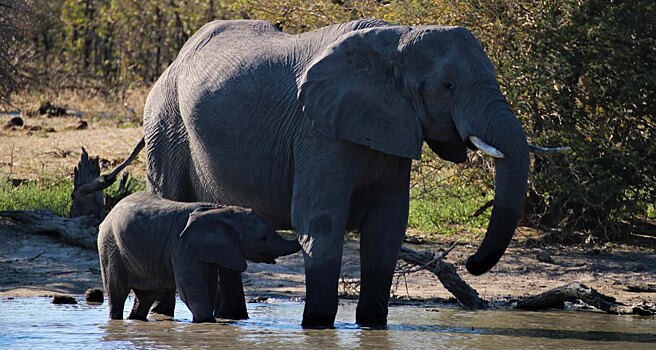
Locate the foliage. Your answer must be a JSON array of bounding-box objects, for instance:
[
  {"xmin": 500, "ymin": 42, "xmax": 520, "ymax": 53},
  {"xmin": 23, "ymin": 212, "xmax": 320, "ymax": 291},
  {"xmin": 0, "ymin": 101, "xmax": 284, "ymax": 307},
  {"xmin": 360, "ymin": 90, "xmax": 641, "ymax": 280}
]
[
  {"xmin": 0, "ymin": 0, "xmax": 30, "ymax": 103},
  {"xmin": 6, "ymin": 0, "xmax": 655, "ymax": 239},
  {"xmin": 0, "ymin": 178, "xmax": 72, "ymax": 216},
  {"xmin": 0, "ymin": 175, "xmax": 145, "ymax": 217}
]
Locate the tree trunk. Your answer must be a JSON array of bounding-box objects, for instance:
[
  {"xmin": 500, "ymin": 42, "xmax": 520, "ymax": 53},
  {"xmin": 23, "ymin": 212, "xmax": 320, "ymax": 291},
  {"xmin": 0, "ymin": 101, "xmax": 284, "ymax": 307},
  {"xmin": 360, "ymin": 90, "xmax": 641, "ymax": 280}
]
[{"xmin": 71, "ymin": 148, "xmax": 104, "ymax": 222}]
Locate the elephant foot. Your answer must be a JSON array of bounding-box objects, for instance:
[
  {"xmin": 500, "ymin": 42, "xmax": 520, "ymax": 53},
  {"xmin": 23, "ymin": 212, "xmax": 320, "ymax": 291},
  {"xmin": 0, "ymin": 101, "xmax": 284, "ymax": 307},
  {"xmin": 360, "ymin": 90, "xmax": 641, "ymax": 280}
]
[
  {"xmin": 127, "ymin": 313, "xmax": 149, "ymax": 321},
  {"xmin": 301, "ymin": 309, "xmax": 337, "ymax": 329},
  {"xmin": 355, "ymin": 301, "xmax": 388, "ymax": 327},
  {"xmin": 192, "ymin": 316, "xmax": 217, "ymax": 323},
  {"xmin": 214, "ymin": 307, "xmax": 248, "ymax": 320}
]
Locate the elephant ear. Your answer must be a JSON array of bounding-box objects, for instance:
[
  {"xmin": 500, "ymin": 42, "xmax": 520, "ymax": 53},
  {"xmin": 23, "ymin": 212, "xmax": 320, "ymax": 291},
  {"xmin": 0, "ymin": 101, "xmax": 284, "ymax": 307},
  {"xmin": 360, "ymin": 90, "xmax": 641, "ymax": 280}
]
[
  {"xmin": 298, "ymin": 27, "xmax": 423, "ymax": 160},
  {"xmin": 180, "ymin": 209, "xmax": 247, "ymax": 272}
]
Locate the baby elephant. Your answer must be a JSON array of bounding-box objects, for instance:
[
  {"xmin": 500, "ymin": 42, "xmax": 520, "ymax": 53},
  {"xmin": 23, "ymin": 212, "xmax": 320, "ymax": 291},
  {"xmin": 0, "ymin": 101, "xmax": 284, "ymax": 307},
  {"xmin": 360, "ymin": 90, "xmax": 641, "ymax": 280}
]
[{"xmin": 98, "ymin": 192, "xmax": 301, "ymax": 323}]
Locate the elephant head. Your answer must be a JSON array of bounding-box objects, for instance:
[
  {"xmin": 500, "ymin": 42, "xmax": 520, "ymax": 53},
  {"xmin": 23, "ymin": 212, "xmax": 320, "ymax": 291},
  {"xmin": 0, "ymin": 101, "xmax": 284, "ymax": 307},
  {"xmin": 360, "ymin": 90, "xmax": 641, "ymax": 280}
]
[
  {"xmin": 298, "ymin": 25, "xmax": 529, "ymax": 275},
  {"xmin": 180, "ymin": 207, "xmax": 302, "ymax": 271}
]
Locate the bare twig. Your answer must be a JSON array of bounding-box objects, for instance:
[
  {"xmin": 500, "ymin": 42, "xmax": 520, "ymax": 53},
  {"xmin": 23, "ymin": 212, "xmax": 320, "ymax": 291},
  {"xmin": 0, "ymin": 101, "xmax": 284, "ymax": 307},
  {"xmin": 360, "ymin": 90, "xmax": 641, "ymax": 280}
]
[{"xmin": 471, "ymin": 199, "xmax": 494, "ymax": 217}]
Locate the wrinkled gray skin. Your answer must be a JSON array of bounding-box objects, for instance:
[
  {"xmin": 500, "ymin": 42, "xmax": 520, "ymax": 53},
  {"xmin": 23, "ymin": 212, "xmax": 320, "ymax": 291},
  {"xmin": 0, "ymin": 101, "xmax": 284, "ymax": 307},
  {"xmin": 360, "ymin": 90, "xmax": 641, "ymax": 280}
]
[
  {"xmin": 143, "ymin": 19, "xmax": 529, "ymax": 327},
  {"xmin": 97, "ymin": 192, "xmax": 301, "ymax": 323}
]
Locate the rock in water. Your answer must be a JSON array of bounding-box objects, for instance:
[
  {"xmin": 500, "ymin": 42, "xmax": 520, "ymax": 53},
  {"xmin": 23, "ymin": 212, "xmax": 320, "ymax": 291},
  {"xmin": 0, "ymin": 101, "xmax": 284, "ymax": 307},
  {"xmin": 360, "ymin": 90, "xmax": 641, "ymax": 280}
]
[
  {"xmin": 52, "ymin": 295, "xmax": 77, "ymax": 304},
  {"xmin": 85, "ymin": 288, "xmax": 104, "ymax": 303}
]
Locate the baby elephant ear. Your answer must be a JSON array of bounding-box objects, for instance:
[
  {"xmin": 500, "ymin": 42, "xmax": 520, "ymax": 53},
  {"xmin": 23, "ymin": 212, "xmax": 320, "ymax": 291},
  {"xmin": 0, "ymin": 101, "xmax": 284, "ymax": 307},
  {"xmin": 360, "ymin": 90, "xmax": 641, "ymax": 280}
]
[
  {"xmin": 180, "ymin": 209, "xmax": 247, "ymax": 272},
  {"xmin": 298, "ymin": 26, "xmax": 423, "ymax": 160}
]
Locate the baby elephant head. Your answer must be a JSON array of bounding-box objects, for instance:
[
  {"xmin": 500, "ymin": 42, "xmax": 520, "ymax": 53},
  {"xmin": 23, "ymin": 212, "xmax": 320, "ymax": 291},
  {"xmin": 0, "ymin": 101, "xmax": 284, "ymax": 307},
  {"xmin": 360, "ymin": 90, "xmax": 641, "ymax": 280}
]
[{"xmin": 179, "ymin": 207, "xmax": 301, "ymax": 272}]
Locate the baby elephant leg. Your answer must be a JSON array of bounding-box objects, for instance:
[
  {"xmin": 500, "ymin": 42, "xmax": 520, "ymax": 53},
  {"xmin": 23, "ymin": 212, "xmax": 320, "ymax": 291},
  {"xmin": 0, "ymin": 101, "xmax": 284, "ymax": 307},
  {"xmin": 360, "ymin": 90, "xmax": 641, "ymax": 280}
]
[
  {"xmin": 150, "ymin": 288, "xmax": 176, "ymax": 317},
  {"xmin": 107, "ymin": 284, "xmax": 130, "ymax": 320},
  {"xmin": 215, "ymin": 267, "xmax": 248, "ymax": 320},
  {"xmin": 128, "ymin": 289, "xmax": 160, "ymax": 321},
  {"xmin": 173, "ymin": 247, "xmax": 218, "ymax": 323}
]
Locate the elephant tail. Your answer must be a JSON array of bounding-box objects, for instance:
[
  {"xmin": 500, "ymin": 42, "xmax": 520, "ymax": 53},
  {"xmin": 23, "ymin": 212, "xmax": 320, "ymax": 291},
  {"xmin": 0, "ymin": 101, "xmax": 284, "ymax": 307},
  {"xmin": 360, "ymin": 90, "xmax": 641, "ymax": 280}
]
[{"xmin": 72, "ymin": 137, "xmax": 145, "ymax": 198}]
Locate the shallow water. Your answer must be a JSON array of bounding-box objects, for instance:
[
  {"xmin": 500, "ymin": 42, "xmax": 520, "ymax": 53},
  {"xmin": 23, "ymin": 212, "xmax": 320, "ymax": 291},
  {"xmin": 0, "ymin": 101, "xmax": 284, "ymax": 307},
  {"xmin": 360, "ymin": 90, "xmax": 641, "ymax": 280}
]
[{"xmin": 1, "ymin": 297, "xmax": 655, "ymax": 349}]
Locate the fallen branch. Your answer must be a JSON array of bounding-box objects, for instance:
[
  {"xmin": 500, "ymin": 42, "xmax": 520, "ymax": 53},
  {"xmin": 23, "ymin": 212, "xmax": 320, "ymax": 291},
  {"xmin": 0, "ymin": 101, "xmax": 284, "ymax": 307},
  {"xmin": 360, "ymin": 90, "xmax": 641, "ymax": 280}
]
[
  {"xmin": 0, "ymin": 210, "xmax": 98, "ymax": 250},
  {"xmin": 398, "ymin": 246, "xmax": 490, "ymax": 309},
  {"xmin": 515, "ymin": 282, "xmax": 656, "ymax": 316}
]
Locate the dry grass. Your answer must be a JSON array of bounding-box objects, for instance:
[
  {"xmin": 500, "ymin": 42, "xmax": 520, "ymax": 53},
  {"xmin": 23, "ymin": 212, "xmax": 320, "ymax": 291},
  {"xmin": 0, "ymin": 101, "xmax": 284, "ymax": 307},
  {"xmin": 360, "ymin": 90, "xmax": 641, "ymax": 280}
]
[
  {"xmin": 3, "ymin": 85, "xmax": 151, "ymax": 118},
  {"xmin": 1, "ymin": 88, "xmax": 148, "ymax": 181}
]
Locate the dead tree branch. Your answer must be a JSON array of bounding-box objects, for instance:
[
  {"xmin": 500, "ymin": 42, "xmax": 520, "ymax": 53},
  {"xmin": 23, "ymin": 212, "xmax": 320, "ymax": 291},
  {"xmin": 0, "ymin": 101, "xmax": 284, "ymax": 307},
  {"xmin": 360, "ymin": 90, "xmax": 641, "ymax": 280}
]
[
  {"xmin": 515, "ymin": 282, "xmax": 656, "ymax": 316},
  {"xmin": 397, "ymin": 246, "xmax": 490, "ymax": 309}
]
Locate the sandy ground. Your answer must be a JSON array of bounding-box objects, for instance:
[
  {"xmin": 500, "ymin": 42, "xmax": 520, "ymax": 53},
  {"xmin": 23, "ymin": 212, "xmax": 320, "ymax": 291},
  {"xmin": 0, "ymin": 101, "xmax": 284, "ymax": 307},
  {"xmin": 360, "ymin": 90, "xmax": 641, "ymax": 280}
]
[
  {"xmin": 1, "ymin": 113, "xmax": 144, "ymax": 180},
  {"xmin": 1, "ymin": 221, "xmax": 654, "ymax": 308},
  {"xmin": 1, "ymin": 113, "xmax": 655, "ymax": 308}
]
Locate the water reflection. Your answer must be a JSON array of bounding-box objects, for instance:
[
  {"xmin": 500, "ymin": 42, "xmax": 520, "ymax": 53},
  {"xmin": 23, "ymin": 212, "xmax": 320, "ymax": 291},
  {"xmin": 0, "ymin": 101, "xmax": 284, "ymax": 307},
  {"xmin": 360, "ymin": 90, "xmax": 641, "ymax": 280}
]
[{"xmin": 1, "ymin": 297, "xmax": 655, "ymax": 349}]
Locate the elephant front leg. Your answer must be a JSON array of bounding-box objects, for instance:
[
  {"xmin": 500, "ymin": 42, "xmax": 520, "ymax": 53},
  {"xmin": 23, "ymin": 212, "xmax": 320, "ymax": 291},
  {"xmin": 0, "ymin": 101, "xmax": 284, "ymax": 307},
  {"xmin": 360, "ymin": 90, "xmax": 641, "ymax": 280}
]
[
  {"xmin": 293, "ymin": 193, "xmax": 350, "ymax": 328},
  {"xmin": 356, "ymin": 172, "xmax": 410, "ymax": 326},
  {"xmin": 215, "ymin": 268, "xmax": 248, "ymax": 320},
  {"xmin": 300, "ymin": 220, "xmax": 346, "ymax": 328}
]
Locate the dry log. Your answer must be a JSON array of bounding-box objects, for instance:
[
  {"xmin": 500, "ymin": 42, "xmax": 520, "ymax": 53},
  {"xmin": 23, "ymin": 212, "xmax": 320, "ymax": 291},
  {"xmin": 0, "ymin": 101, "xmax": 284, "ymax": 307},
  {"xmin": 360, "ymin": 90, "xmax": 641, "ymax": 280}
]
[
  {"xmin": 515, "ymin": 282, "xmax": 656, "ymax": 316},
  {"xmin": 398, "ymin": 246, "xmax": 490, "ymax": 309},
  {"xmin": 0, "ymin": 210, "xmax": 98, "ymax": 250}
]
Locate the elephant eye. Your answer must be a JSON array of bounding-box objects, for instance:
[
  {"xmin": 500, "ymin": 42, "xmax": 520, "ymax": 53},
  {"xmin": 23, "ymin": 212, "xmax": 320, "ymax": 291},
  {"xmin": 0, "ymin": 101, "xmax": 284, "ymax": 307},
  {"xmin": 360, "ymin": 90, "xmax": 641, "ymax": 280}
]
[{"xmin": 441, "ymin": 81, "xmax": 455, "ymax": 91}]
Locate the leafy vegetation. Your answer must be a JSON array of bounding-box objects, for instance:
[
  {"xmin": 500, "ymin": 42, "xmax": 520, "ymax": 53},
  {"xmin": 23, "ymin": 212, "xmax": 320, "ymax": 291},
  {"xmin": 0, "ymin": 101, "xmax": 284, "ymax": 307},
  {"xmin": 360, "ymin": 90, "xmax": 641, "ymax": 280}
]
[
  {"xmin": 1, "ymin": 0, "xmax": 654, "ymax": 239},
  {"xmin": 0, "ymin": 177, "xmax": 72, "ymax": 216},
  {"xmin": 0, "ymin": 175, "xmax": 146, "ymax": 217}
]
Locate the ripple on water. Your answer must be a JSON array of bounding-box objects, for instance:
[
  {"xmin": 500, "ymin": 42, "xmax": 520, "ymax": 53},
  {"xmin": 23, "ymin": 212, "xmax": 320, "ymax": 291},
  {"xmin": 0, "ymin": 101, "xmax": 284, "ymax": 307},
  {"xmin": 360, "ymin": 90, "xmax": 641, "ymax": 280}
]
[{"xmin": 1, "ymin": 297, "xmax": 655, "ymax": 349}]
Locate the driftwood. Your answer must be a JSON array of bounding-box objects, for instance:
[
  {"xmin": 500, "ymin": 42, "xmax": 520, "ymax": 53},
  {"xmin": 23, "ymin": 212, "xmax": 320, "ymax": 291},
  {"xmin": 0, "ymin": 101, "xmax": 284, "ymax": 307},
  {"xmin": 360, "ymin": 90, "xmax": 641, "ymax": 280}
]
[
  {"xmin": 0, "ymin": 210, "xmax": 98, "ymax": 250},
  {"xmin": 397, "ymin": 246, "xmax": 490, "ymax": 309},
  {"xmin": 515, "ymin": 282, "xmax": 656, "ymax": 316}
]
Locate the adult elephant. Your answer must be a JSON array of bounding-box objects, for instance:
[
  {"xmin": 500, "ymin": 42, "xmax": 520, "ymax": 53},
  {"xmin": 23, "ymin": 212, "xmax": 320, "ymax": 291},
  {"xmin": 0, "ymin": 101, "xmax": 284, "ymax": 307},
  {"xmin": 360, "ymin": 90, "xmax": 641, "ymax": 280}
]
[{"xmin": 143, "ymin": 19, "xmax": 529, "ymax": 328}]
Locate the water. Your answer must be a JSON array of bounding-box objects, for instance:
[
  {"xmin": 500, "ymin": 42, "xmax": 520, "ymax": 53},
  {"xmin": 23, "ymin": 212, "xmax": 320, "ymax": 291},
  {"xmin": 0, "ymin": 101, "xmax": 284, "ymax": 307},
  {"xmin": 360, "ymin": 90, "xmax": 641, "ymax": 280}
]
[{"xmin": 1, "ymin": 296, "xmax": 655, "ymax": 349}]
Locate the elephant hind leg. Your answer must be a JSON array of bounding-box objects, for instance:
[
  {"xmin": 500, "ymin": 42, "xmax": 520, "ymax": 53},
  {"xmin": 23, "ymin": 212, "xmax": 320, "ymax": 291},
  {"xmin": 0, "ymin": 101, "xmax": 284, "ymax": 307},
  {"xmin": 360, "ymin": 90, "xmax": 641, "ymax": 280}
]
[
  {"xmin": 150, "ymin": 288, "xmax": 176, "ymax": 317},
  {"xmin": 128, "ymin": 289, "xmax": 159, "ymax": 321},
  {"xmin": 100, "ymin": 252, "xmax": 130, "ymax": 320},
  {"xmin": 143, "ymin": 75, "xmax": 196, "ymax": 202},
  {"xmin": 106, "ymin": 281, "xmax": 130, "ymax": 320}
]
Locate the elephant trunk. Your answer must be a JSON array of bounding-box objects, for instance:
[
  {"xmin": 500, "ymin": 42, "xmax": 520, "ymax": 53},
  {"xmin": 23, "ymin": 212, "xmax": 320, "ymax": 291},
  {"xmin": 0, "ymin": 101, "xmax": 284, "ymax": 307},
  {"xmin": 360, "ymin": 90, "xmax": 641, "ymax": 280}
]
[
  {"xmin": 465, "ymin": 108, "xmax": 529, "ymax": 276},
  {"xmin": 269, "ymin": 232, "xmax": 302, "ymax": 260}
]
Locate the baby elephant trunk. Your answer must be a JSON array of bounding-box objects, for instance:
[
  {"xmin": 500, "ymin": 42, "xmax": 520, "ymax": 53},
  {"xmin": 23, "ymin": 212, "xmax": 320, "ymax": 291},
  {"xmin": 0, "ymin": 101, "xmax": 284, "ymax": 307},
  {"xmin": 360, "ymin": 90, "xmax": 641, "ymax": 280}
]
[{"xmin": 268, "ymin": 233, "xmax": 302, "ymax": 261}]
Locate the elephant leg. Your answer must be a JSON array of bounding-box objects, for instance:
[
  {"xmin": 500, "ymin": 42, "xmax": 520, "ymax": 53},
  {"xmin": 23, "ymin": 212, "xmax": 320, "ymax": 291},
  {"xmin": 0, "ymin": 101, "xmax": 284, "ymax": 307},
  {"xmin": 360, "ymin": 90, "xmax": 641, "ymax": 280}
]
[
  {"xmin": 102, "ymin": 261, "xmax": 130, "ymax": 320},
  {"xmin": 292, "ymin": 165, "xmax": 352, "ymax": 328},
  {"xmin": 150, "ymin": 288, "xmax": 176, "ymax": 317},
  {"xmin": 128, "ymin": 289, "xmax": 159, "ymax": 321},
  {"xmin": 356, "ymin": 165, "xmax": 411, "ymax": 326},
  {"xmin": 301, "ymin": 231, "xmax": 346, "ymax": 329},
  {"xmin": 173, "ymin": 248, "xmax": 217, "ymax": 323},
  {"xmin": 215, "ymin": 268, "xmax": 248, "ymax": 320}
]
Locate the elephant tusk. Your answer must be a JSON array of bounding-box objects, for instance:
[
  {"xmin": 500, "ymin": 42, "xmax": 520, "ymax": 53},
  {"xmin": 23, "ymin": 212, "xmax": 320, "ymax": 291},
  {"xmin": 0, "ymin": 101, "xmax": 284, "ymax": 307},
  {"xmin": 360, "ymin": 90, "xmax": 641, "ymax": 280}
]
[
  {"xmin": 469, "ymin": 136, "xmax": 505, "ymax": 159},
  {"xmin": 528, "ymin": 144, "xmax": 571, "ymax": 154}
]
